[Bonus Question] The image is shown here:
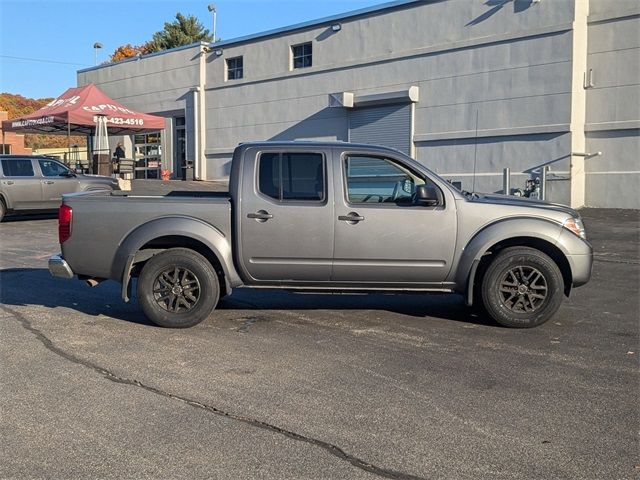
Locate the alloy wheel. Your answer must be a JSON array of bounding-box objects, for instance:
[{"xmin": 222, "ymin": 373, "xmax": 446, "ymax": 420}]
[
  {"xmin": 499, "ymin": 266, "xmax": 548, "ymax": 313},
  {"xmin": 153, "ymin": 265, "xmax": 201, "ymax": 313}
]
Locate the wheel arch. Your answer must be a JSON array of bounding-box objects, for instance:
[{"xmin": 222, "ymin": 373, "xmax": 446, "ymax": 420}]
[
  {"xmin": 112, "ymin": 216, "xmax": 241, "ymax": 301},
  {"xmin": 0, "ymin": 191, "xmax": 10, "ymax": 210},
  {"xmin": 471, "ymin": 237, "xmax": 572, "ymax": 303},
  {"xmin": 454, "ymin": 218, "xmax": 573, "ymax": 306}
]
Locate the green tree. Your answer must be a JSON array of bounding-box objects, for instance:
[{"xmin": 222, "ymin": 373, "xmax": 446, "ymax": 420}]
[{"xmin": 145, "ymin": 13, "xmax": 213, "ymax": 53}]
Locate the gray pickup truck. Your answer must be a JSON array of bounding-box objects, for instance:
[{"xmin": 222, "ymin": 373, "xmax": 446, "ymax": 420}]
[{"xmin": 49, "ymin": 141, "xmax": 592, "ymax": 329}]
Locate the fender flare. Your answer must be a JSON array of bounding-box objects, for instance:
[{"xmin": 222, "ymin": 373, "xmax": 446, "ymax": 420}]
[
  {"xmin": 452, "ymin": 217, "xmax": 566, "ymax": 305},
  {"xmin": 111, "ymin": 216, "xmax": 241, "ymax": 301}
]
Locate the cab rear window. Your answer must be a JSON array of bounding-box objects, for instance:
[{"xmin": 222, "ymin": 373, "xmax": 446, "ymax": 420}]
[{"xmin": 258, "ymin": 152, "xmax": 325, "ymax": 202}]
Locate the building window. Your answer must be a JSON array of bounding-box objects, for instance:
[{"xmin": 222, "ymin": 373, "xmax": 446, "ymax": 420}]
[
  {"xmin": 0, "ymin": 145, "xmax": 11, "ymax": 154},
  {"xmin": 258, "ymin": 152, "xmax": 325, "ymax": 202},
  {"xmin": 291, "ymin": 42, "xmax": 312, "ymax": 69},
  {"xmin": 226, "ymin": 56, "xmax": 243, "ymax": 80}
]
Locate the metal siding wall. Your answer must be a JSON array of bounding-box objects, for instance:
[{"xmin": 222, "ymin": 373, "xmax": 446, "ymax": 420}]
[{"xmin": 348, "ymin": 104, "xmax": 412, "ymax": 154}]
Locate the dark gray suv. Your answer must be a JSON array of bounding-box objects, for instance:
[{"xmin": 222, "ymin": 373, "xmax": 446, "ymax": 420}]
[{"xmin": 0, "ymin": 155, "xmax": 119, "ymax": 221}]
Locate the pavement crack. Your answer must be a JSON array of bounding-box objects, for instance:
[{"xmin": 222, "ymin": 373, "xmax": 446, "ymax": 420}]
[
  {"xmin": 236, "ymin": 316, "xmax": 264, "ymax": 333},
  {"xmin": 1, "ymin": 305, "xmax": 425, "ymax": 480}
]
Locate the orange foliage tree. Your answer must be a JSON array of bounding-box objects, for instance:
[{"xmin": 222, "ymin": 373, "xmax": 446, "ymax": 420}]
[
  {"xmin": 0, "ymin": 93, "xmax": 86, "ymax": 149},
  {"xmin": 108, "ymin": 44, "xmax": 149, "ymax": 63}
]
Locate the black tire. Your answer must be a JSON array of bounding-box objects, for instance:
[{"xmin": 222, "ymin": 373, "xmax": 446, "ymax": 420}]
[
  {"xmin": 480, "ymin": 247, "xmax": 564, "ymax": 328},
  {"xmin": 137, "ymin": 248, "xmax": 219, "ymax": 328},
  {"xmin": 0, "ymin": 199, "xmax": 5, "ymax": 222}
]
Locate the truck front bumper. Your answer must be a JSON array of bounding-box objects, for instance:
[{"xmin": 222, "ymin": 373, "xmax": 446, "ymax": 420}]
[
  {"xmin": 49, "ymin": 254, "xmax": 74, "ymax": 279},
  {"xmin": 557, "ymin": 229, "xmax": 593, "ymax": 288}
]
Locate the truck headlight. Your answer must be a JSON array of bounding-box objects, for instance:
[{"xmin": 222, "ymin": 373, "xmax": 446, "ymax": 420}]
[{"xmin": 563, "ymin": 217, "xmax": 586, "ymax": 240}]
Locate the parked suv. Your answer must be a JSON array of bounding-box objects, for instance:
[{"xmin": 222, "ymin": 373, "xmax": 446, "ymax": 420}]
[{"xmin": 0, "ymin": 155, "xmax": 119, "ymax": 221}]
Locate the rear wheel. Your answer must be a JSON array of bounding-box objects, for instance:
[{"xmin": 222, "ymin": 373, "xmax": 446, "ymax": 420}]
[
  {"xmin": 0, "ymin": 200, "xmax": 5, "ymax": 222},
  {"xmin": 480, "ymin": 247, "xmax": 564, "ymax": 328},
  {"xmin": 137, "ymin": 248, "xmax": 219, "ymax": 328}
]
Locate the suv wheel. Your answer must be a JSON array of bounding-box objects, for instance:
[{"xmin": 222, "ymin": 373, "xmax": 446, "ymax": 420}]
[
  {"xmin": 481, "ymin": 247, "xmax": 564, "ymax": 328},
  {"xmin": 137, "ymin": 248, "xmax": 219, "ymax": 328},
  {"xmin": 0, "ymin": 200, "xmax": 5, "ymax": 222}
]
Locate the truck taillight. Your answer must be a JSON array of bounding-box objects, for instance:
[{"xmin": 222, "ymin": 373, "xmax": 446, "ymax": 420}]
[{"xmin": 59, "ymin": 204, "xmax": 72, "ymax": 244}]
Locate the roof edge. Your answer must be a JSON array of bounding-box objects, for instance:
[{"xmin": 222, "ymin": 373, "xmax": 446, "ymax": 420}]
[
  {"xmin": 78, "ymin": 0, "xmax": 421, "ymax": 74},
  {"xmin": 208, "ymin": 0, "xmax": 421, "ymax": 49},
  {"xmin": 77, "ymin": 42, "xmax": 206, "ymax": 74}
]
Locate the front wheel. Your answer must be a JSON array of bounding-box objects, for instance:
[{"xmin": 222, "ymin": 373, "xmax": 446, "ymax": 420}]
[
  {"xmin": 137, "ymin": 248, "xmax": 219, "ymax": 328},
  {"xmin": 480, "ymin": 247, "xmax": 564, "ymax": 328}
]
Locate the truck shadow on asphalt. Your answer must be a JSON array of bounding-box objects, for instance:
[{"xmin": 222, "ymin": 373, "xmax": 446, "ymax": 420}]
[{"xmin": 0, "ymin": 268, "xmax": 497, "ymax": 328}]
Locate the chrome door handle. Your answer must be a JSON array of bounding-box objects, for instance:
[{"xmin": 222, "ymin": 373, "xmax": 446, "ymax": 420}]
[
  {"xmin": 4, "ymin": 180, "xmax": 14, "ymax": 185},
  {"xmin": 338, "ymin": 212, "xmax": 365, "ymax": 223},
  {"xmin": 247, "ymin": 210, "xmax": 273, "ymax": 221},
  {"xmin": 43, "ymin": 180, "xmax": 55, "ymax": 185}
]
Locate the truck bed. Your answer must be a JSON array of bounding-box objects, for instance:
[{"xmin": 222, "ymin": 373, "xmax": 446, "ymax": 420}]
[{"xmin": 61, "ymin": 191, "xmax": 232, "ymax": 280}]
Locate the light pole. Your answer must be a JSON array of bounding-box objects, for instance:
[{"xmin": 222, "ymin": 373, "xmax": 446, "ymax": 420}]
[
  {"xmin": 207, "ymin": 4, "xmax": 217, "ymax": 42},
  {"xmin": 93, "ymin": 42, "xmax": 103, "ymax": 66}
]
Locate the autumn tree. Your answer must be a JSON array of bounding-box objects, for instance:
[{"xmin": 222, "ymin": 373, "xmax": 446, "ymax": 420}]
[
  {"xmin": 108, "ymin": 43, "xmax": 148, "ymax": 63},
  {"xmin": 0, "ymin": 93, "xmax": 86, "ymax": 149},
  {"xmin": 107, "ymin": 13, "xmax": 212, "ymax": 63}
]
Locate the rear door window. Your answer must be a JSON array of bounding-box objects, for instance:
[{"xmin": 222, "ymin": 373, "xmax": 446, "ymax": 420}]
[
  {"xmin": 258, "ymin": 152, "xmax": 325, "ymax": 202},
  {"xmin": 1, "ymin": 159, "xmax": 35, "ymax": 177}
]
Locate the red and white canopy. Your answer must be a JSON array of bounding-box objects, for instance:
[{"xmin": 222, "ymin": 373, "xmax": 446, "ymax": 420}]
[{"xmin": 1, "ymin": 84, "xmax": 166, "ymax": 135}]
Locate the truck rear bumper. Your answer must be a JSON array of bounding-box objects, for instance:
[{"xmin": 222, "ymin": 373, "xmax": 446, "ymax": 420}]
[{"xmin": 49, "ymin": 254, "xmax": 74, "ymax": 279}]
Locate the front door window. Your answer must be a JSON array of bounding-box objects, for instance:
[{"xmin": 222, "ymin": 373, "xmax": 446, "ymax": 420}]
[
  {"xmin": 344, "ymin": 155, "xmax": 425, "ymax": 205},
  {"xmin": 38, "ymin": 159, "xmax": 70, "ymax": 177}
]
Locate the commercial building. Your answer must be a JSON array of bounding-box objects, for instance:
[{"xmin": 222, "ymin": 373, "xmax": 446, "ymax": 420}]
[{"xmin": 77, "ymin": 0, "xmax": 639, "ymax": 208}]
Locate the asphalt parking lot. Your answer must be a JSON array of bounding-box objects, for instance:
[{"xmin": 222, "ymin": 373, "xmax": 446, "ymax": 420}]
[{"xmin": 0, "ymin": 206, "xmax": 638, "ymax": 479}]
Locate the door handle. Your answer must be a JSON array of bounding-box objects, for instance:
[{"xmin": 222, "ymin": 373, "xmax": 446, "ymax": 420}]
[
  {"xmin": 4, "ymin": 180, "xmax": 14, "ymax": 185},
  {"xmin": 338, "ymin": 212, "xmax": 365, "ymax": 223},
  {"xmin": 43, "ymin": 180, "xmax": 55, "ymax": 185},
  {"xmin": 247, "ymin": 210, "xmax": 273, "ymax": 222}
]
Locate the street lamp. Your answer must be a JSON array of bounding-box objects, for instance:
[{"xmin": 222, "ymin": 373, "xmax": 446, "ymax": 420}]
[
  {"xmin": 93, "ymin": 42, "xmax": 103, "ymax": 66},
  {"xmin": 207, "ymin": 4, "xmax": 217, "ymax": 42}
]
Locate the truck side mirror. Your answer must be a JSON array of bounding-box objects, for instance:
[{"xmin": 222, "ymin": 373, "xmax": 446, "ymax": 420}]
[{"xmin": 415, "ymin": 185, "xmax": 439, "ymax": 206}]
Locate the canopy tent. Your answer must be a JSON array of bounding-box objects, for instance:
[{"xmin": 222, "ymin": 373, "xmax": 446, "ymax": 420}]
[{"xmin": 1, "ymin": 84, "xmax": 165, "ymax": 135}]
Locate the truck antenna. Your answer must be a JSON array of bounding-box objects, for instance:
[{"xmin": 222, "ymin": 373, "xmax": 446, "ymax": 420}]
[{"xmin": 472, "ymin": 109, "xmax": 479, "ymax": 193}]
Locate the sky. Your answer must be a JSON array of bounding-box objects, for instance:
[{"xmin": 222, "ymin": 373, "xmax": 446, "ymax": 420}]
[{"xmin": 0, "ymin": 0, "xmax": 384, "ymax": 99}]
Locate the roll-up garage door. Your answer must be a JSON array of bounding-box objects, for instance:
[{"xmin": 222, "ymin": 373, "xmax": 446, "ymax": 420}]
[{"xmin": 348, "ymin": 103, "xmax": 412, "ymax": 155}]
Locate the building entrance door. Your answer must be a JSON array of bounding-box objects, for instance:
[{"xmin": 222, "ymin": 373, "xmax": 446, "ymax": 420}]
[
  {"xmin": 133, "ymin": 132, "xmax": 162, "ymax": 179},
  {"xmin": 173, "ymin": 117, "xmax": 186, "ymax": 179}
]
